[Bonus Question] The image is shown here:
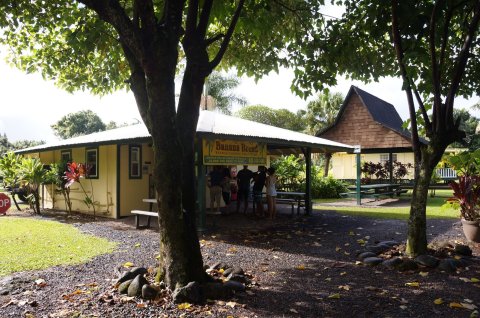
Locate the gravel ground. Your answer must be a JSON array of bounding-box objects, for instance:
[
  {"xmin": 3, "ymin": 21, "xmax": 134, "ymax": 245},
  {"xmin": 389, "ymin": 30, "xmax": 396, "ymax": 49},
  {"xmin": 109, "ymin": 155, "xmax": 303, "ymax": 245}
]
[{"xmin": 0, "ymin": 207, "xmax": 479, "ymax": 318}]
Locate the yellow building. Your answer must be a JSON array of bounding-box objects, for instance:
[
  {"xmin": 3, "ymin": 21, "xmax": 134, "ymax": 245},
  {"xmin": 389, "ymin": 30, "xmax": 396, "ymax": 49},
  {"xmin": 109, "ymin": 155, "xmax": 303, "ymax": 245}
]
[{"xmin": 18, "ymin": 111, "xmax": 354, "ymax": 220}]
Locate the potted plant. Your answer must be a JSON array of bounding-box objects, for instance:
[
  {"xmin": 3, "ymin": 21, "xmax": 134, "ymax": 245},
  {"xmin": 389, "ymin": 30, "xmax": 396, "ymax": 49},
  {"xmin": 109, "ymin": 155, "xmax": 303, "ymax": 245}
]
[{"xmin": 445, "ymin": 150, "xmax": 480, "ymax": 242}]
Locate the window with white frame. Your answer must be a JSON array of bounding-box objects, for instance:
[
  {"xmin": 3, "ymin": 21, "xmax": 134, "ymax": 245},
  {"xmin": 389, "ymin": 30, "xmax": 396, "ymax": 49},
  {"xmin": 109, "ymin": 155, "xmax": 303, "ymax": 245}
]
[
  {"xmin": 380, "ymin": 153, "xmax": 397, "ymax": 164},
  {"xmin": 60, "ymin": 150, "xmax": 72, "ymax": 163}
]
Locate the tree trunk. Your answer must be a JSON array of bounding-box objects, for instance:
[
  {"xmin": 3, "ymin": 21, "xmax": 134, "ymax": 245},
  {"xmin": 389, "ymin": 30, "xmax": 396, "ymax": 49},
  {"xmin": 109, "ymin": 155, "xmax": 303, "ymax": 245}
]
[
  {"xmin": 406, "ymin": 141, "xmax": 446, "ymax": 256},
  {"xmin": 147, "ymin": 69, "xmax": 205, "ymax": 289},
  {"xmin": 323, "ymin": 153, "xmax": 332, "ymax": 177}
]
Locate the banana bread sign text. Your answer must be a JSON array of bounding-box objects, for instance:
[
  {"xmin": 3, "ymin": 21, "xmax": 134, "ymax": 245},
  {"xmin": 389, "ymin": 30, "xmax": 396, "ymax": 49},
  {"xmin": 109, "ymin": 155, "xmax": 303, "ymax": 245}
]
[{"xmin": 202, "ymin": 139, "xmax": 267, "ymax": 165}]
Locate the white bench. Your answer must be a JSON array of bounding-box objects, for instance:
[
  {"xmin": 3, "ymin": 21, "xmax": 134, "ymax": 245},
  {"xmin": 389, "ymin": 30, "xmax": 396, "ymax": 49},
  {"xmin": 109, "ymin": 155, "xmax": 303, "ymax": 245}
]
[{"xmin": 131, "ymin": 210, "xmax": 158, "ymax": 229}]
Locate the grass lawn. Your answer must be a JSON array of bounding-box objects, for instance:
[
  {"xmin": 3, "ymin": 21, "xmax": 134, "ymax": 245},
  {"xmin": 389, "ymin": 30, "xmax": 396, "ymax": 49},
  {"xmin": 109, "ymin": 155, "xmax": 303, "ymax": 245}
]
[
  {"xmin": 314, "ymin": 189, "xmax": 460, "ymax": 220},
  {"xmin": 0, "ymin": 217, "xmax": 116, "ymax": 276}
]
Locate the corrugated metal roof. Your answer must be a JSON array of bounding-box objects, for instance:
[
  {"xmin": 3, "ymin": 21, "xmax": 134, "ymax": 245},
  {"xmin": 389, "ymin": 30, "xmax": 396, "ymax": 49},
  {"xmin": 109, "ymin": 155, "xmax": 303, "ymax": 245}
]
[{"xmin": 17, "ymin": 110, "xmax": 355, "ymax": 154}]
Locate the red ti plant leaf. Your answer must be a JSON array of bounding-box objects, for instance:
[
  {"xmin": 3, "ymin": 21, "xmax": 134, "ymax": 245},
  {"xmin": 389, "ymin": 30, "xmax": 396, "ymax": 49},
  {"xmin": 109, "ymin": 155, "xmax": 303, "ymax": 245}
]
[
  {"xmin": 449, "ymin": 175, "xmax": 480, "ymax": 221},
  {"xmin": 64, "ymin": 162, "xmax": 82, "ymax": 188}
]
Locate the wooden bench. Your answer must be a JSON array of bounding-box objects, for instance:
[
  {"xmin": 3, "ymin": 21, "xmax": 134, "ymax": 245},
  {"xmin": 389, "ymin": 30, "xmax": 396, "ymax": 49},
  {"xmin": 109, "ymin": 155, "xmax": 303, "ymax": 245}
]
[
  {"xmin": 131, "ymin": 210, "xmax": 158, "ymax": 229},
  {"xmin": 276, "ymin": 198, "xmax": 296, "ymax": 215}
]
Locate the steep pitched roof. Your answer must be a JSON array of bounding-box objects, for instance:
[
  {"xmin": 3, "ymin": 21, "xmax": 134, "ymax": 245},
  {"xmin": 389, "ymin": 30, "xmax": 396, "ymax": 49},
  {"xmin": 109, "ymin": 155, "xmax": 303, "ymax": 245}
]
[{"xmin": 321, "ymin": 85, "xmax": 416, "ymax": 141}]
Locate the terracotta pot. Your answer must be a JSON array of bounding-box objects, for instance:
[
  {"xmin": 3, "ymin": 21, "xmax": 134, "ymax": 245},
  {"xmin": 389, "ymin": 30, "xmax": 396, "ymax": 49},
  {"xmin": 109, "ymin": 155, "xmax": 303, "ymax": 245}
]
[{"xmin": 461, "ymin": 218, "xmax": 480, "ymax": 243}]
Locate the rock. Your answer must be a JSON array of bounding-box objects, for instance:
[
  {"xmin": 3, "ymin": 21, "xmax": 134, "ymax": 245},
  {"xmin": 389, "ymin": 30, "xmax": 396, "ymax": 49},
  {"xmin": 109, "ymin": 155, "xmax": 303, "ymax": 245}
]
[
  {"xmin": 382, "ymin": 257, "xmax": 403, "ymax": 268},
  {"xmin": 116, "ymin": 271, "xmax": 136, "ymax": 285},
  {"xmin": 358, "ymin": 252, "xmax": 377, "ymax": 260},
  {"xmin": 203, "ymin": 282, "xmax": 233, "ymax": 300},
  {"xmin": 397, "ymin": 259, "xmax": 418, "ymax": 272},
  {"xmin": 379, "ymin": 240, "xmax": 399, "ymax": 247},
  {"xmin": 222, "ymin": 268, "xmax": 234, "ymax": 277},
  {"xmin": 365, "ymin": 244, "xmax": 391, "ymax": 255},
  {"xmin": 437, "ymin": 259, "xmax": 457, "ymax": 273},
  {"xmin": 454, "ymin": 244, "xmax": 473, "ymax": 257},
  {"xmin": 127, "ymin": 275, "xmax": 148, "ymax": 297},
  {"xmin": 159, "ymin": 281, "xmax": 167, "ymax": 290},
  {"xmin": 415, "ymin": 255, "xmax": 439, "ymax": 268},
  {"xmin": 130, "ymin": 267, "xmax": 148, "ymax": 277},
  {"xmin": 141, "ymin": 284, "xmax": 158, "ymax": 300},
  {"xmin": 210, "ymin": 262, "xmax": 222, "ymax": 270},
  {"xmin": 230, "ymin": 267, "xmax": 245, "ymax": 276},
  {"xmin": 227, "ymin": 274, "xmax": 248, "ymax": 284},
  {"xmin": 172, "ymin": 281, "xmax": 204, "ymax": 304},
  {"xmin": 436, "ymin": 241, "xmax": 454, "ymax": 249},
  {"xmin": 118, "ymin": 279, "xmax": 133, "ymax": 294},
  {"xmin": 363, "ymin": 257, "xmax": 384, "ymax": 266},
  {"xmin": 224, "ymin": 280, "xmax": 246, "ymax": 292}
]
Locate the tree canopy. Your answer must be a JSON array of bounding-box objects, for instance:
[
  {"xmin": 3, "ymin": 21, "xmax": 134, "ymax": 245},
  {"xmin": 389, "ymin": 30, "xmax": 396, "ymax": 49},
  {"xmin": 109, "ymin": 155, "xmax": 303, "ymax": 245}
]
[
  {"xmin": 0, "ymin": 0, "xmax": 329, "ymax": 293},
  {"xmin": 296, "ymin": 0, "xmax": 480, "ymax": 256},
  {"xmin": 51, "ymin": 110, "xmax": 107, "ymax": 139},
  {"xmin": 235, "ymin": 105, "xmax": 306, "ymax": 132},
  {"xmin": 0, "ymin": 133, "xmax": 44, "ymax": 154}
]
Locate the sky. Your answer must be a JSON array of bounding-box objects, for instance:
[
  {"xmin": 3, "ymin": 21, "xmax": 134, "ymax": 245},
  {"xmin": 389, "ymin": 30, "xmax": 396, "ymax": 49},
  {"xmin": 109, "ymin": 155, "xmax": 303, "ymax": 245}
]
[{"xmin": 0, "ymin": 57, "xmax": 479, "ymax": 143}]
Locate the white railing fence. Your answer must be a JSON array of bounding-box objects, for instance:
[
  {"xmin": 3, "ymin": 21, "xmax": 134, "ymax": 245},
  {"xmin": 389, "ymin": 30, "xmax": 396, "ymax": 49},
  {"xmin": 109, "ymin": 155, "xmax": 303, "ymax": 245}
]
[{"xmin": 435, "ymin": 168, "xmax": 457, "ymax": 180}]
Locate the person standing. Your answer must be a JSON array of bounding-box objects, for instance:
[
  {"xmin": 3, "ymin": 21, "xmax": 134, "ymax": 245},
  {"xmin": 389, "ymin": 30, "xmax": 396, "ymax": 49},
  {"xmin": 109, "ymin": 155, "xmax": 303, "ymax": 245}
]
[
  {"xmin": 236, "ymin": 165, "xmax": 253, "ymax": 213},
  {"xmin": 221, "ymin": 167, "xmax": 232, "ymax": 212},
  {"xmin": 253, "ymin": 166, "xmax": 267, "ymax": 217},
  {"xmin": 208, "ymin": 166, "xmax": 223, "ymax": 213},
  {"xmin": 266, "ymin": 167, "xmax": 277, "ymax": 219}
]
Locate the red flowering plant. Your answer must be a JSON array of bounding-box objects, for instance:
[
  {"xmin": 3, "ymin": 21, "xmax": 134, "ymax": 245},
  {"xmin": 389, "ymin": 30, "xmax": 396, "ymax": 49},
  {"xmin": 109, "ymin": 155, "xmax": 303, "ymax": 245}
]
[{"xmin": 64, "ymin": 162, "xmax": 97, "ymax": 219}]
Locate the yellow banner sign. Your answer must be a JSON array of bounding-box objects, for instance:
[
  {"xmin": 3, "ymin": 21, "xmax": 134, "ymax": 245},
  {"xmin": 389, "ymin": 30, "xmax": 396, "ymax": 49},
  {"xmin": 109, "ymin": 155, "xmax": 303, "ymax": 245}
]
[{"xmin": 202, "ymin": 139, "xmax": 267, "ymax": 165}]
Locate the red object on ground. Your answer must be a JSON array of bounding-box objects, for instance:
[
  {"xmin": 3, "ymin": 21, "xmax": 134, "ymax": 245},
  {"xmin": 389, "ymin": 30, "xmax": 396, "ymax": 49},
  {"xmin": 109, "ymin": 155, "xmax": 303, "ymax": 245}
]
[{"xmin": 0, "ymin": 193, "xmax": 11, "ymax": 215}]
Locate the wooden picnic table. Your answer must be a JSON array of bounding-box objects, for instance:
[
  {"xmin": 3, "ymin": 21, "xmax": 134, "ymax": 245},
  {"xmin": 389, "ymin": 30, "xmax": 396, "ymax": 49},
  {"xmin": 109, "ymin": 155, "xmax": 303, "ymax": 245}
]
[
  {"xmin": 276, "ymin": 191, "xmax": 306, "ymax": 215},
  {"xmin": 344, "ymin": 183, "xmax": 406, "ymax": 199}
]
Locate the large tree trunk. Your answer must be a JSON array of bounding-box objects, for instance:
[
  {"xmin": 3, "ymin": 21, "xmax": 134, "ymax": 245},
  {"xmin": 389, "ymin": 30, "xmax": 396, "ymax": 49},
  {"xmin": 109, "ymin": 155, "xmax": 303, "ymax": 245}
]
[
  {"xmin": 323, "ymin": 153, "xmax": 332, "ymax": 176},
  {"xmin": 406, "ymin": 140, "xmax": 447, "ymax": 256}
]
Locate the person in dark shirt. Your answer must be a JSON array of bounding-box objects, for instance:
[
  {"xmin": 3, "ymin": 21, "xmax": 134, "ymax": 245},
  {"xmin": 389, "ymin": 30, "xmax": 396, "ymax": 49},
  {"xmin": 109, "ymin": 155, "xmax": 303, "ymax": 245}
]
[
  {"xmin": 236, "ymin": 165, "xmax": 253, "ymax": 213},
  {"xmin": 208, "ymin": 166, "xmax": 223, "ymax": 213},
  {"xmin": 253, "ymin": 166, "xmax": 266, "ymax": 217}
]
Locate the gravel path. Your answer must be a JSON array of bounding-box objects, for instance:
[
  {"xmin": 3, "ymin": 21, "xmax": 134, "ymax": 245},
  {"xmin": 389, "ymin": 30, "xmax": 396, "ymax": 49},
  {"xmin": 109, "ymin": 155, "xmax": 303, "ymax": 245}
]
[{"xmin": 0, "ymin": 208, "xmax": 479, "ymax": 318}]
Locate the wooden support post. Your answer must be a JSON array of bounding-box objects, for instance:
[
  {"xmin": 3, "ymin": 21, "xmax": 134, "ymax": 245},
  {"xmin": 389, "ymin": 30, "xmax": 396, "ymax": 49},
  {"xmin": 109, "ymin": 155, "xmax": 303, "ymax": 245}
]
[
  {"xmin": 389, "ymin": 152, "xmax": 394, "ymax": 183},
  {"xmin": 354, "ymin": 145, "xmax": 362, "ymax": 206}
]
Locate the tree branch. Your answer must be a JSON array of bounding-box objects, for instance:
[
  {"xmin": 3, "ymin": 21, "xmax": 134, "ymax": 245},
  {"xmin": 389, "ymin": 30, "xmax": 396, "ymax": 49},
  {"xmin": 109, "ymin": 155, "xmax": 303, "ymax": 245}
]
[
  {"xmin": 391, "ymin": 0, "xmax": 421, "ymax": 162},
  {"xmin": 185, "ymin": 0, "xmax": 199, "ymax": 36},
  {"xmin": 209, "ymin": 0, "xmax": 245, "ymax": 70},
  {"xmin": 429, "ymin": 0, "xmax": 442, "ymax": 127},
  {"xmin": 78, "ymin": 0, "xmax": 143, "ymax": 59},
  {"xmin": 445, "ymin": 0, "xmax": 480, "ymax": 119},
  {"xmin": 197, "ymin": 0, "xmax": 214, "ymax": 39},
  {"xmin": 411, "ymin": 82, "xmax": 432, "ymax": 134},
  {"xmin": 205, "ymin": 33, "xmax": 224, "ymax": 46}
]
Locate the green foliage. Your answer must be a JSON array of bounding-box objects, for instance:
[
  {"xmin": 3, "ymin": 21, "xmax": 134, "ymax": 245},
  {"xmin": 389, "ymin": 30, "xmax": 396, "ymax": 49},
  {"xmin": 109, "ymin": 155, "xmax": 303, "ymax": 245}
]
[
  {"xmin": 305, "ymin": 91, "xmax": 344, "ymax": 135},
  {"xmin": 310, "ymin": 171, "xmax": 348, "ymax": 199},
  {"xmin": 452, "ymin": 109, "xmax": 480, "ymax": 150},
  {"xmin": 51, "ymin": 110, "xmax": 107, "ymax": 139},
  {"xmin": 445, "ymin": 150, "xmax": 480, "ymax": 176},
  {"xmin": 272, "ymin": 155, "xmax": 305, "ymax": 191},
  {"xmin": 0, "ymin": 133, "xmax": 45, "ymax": 153},
  {"xmin": 0, "ymin": 152, "xmax": 22, "ymax": 189},
  {"xmin": 17, "ymin": 157, "xmax": 49, "ymax": 214},
  {"xmin": 0, "ymin": 217, "xmax": 116, "ymax": 276},
  {"xmin": 207, "ymin": 72, "xmax": 247, "ymax": 115},
  {"xmin": 235, "ymin": 105, "xmax": 306, "ymax": 132}
]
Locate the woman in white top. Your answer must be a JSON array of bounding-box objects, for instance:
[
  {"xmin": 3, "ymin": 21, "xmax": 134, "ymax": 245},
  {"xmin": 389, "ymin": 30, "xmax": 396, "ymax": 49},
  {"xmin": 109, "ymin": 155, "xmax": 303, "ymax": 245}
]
[{"xmin": 266, "ymin": 167, "xmax": 277, "ymax": 219}]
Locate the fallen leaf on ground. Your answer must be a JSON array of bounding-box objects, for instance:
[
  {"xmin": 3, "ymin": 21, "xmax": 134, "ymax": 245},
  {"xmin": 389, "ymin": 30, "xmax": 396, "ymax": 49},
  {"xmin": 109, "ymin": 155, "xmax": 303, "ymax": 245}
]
[
  {"xmin": 340, "ymin": 272, "xmax": 347, "ymax": 276},
  {"xmin": 405, "ymin": 282, "xmax": 420, "ymax": 287},
  {"xmin": 434, "ymin": 298, "xmax": 444, "ymax": 305},
  {"xmin": 289, "ymin": 308, "xmax": 299, "ymax": 313},
  {"xmin": 400, "ymin": 305, "xmax": 407, "ymax": 310},
  {"xmin": 296, "ymin": 265, "xmax": 306, "ymax": 270},
  {"xmin": 419, "ymin": 272, "xmax": 429, "ymax": 277},
  {"xmin": 449, "ymin": 302, "xmax": 465, "ymax": 309},
  {"xmin": 328, "ymin": 293, "xmax": 341, "ymax": 299},
  {"xmin": 134, "ymin": 243, "xmax": 141, "ymax": 248},
  {"xmin": 461, "ymin": 303, "xmax": 478, "ymax": 310},
  {"xmin": 338, "ymin": 285, "xmax": 350, "ymax": 291},
  {"xmin": 178, "ymin": 303, "xmax": 192, "ymax": 310},
  {"xmin": 228, "ymin": 247, "xmax": 237, "ymax": 253},
  {"xmin": 471, "ymin": 278, "xmax": 480, "ymax": 283},
  {"xmin": 226, "ymin": 301, "xmax": 236, "ymax": 308},
  {"xmin": 335, "ymin": 246, "xmax": 342, "ymax": 252},
  {"xmin": 123, "ymin": 262, "xmax": 134, "ymax": 268}
]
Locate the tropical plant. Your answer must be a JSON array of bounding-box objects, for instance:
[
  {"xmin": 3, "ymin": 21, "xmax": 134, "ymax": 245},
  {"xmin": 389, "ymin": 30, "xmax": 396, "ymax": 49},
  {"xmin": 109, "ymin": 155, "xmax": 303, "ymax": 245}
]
[
  {"xmin": 444, "ymin": 150, "xmax": 480, "ymax": 177},
  {"xmin": 206, "ymin": 72, "xmax": 247, "ymax": 115},
  {"xmin": 446, "ymin": 175, "xmax": 480, "ymax": 222},
  {"xmin": 45, "ymin": 162, "xmax": 73, "ymax": 214},
  {"xmin": 17, "ymin": 157, "xmax": 49, "ymax": 214},
  {"xmin": 308, "ymin": 165, "xmax": 348, "ymax": 198},
  {"xmin": 361, "ymin": 161, "xmax": 413, "ymax": 184},
  {"xmin": 0, "ymin": 151, "xmax": 24, "ymax": 210},
  {"xmin": 272, "ymin": 155, "xmax": 305, "ymax": 191},
  {"xmin": 64, "ymin": 162, "xmax": 97, "ymax": 219}
]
